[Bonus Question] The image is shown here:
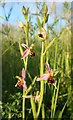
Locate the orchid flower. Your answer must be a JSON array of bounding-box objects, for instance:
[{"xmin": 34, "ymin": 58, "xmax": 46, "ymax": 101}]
[
  {"xmin": 37, "ymin": 28, "xmax": 47, "ymax": 41},
  {"xmin": 15, "ymin": 68, "xmax": 27, "ymax": 91},
  {"xmin": 36, "ymin": 63, "xmax": 59, "ymax": 88},
  {"xmin": 21, "ymin": 44, "xmax": 35, "ymax": 59}
]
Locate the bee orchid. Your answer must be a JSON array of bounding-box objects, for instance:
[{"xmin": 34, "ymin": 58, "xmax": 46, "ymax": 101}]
[
  {"xmin": 21, "ymin": 44, "xmax": 35, "ymax": 59},
  {"xmin": 37, "ymin": 28, "xmax": 47, "ymax": 41},
  {"xmin": 15, "ymin": 68, "xmax": 27, "ymax": 91},
  {"xmin": 36, "ymin": 63, "xmax": 59, "ymax": 88}
]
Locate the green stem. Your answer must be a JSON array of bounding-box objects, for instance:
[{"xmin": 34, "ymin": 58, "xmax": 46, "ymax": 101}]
[
  {"xmin": 26, "ymin": 18, "xmax": 28, "ymax": 45},
  {"xmin": 40, "ymin": 42, "xmax": 44, "ymax": 76},
  {"xmin": 53, "ymin": 79, "xmax": 60, "ymax": 117},
  {"xmin": 45, "ymin": 40, "xmax": 49, "ymax": 63},
  {"xmin": 43, "ymin": 37, "xmax": 56, "ymax": 56},
  {"xmin": 22, "ymin": 90, "xmax": 25, "ymax": 119},
  {"xmin": 54, "ymin": 38, "xmax": 58, "ymax": 69},
  {"xmin": 22, "ymin": 17, "xmax": 29, "ymax": 119},
  {"xmin": 44, "ymin": 39, "xmax": 49, "ymax": 94},
  {"xmin": 51, "ymin": 52, "xmax": 61, "ymax": 118},
  {"xmin": 42, "ymin": 103, "xmax": 45, "ymax": 118},
  {"xmin": 22, "ymin": 57, "xmax": 28, "ymax": 119},
  {"xmin": 37, "ymin": 42, "xmax": 44, "ymax": 117}
]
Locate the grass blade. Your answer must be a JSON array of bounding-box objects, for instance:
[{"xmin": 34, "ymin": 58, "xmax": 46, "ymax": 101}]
[
  {"xmin": 58, "ymin": 99, "xmax": 69, "ymax": 118},
  {"xmin": 42, "ymin": 103, "xmax": 45, "ymax": 119}
]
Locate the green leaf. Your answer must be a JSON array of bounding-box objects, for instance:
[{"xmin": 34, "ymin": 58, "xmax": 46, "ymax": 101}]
[
  {"xmin": 27, "ymin": 7, "xmax": 29, "ymax": 14},
  {"xmin": 43, "ymin": 37, "xmax": 56, "ymax": 56},
  {"xmin": 45, "ymin": 14, "xmax": 49, "ymax": 23},
  {"xmin": 37, "ymin": 16, "xmax": 41, "ymax": 31},
  {"xmin": 0, "ymin": 16, "xmax": 5, "ymax": 20}
]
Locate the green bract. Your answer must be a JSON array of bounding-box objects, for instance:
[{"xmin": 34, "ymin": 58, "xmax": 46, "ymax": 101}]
[
  {"xmin": 22, "ymin": 6, "xmax": 29, "ymax": 20},
  {"xmin": 22, "ymin": 6, "xmax": 26, "ymax": 15},
  {"xmin": 43, "ymin": 4, "xmax": 48, "ymax": 15}
]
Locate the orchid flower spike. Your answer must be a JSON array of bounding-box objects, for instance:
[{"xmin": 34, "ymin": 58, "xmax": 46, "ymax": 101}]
[
  {"xmin": 15, "ymin": 68, "xmax": 27, "ymax": 91},
  {"xmin": 21, "ymin": 44, "xmax": 35, "ymax": 59},
  {"xmin": 36, "ymin": 63, "xmax": 59, "ymax": 88}
]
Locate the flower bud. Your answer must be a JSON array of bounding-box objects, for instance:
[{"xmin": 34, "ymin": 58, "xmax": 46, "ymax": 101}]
[
  {"xmin": 43, "ymin": 4, "xmax": 48, "ymax": 15},
  {"xmin": 22, "ymin": 6, "xmax": 26, "ymax": 15}
]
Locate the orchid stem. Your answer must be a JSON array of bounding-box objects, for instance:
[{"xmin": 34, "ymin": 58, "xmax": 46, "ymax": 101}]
[
  {"xmin": 22, "ymin": 17, "xmax": 29, "ymax": 119},
  {"xmin": 40, "ymin": 42, "xmax": 44, "ymax": 76},
  {"xmin": 45, "ymin": 40, "xmax": 49, "ymax": 63},
  {"xmin": 22, "ymin": 90, "xmax": 25, "ymax": 118},
  {"xmin": 37, "ymin": 41, "xmax": 44, "ymax": 117}
]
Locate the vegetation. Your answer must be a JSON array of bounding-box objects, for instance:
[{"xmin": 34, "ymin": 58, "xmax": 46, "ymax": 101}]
[{"xmin": 1, "ymin": 1, "xmax": 72, "ymax": 119}]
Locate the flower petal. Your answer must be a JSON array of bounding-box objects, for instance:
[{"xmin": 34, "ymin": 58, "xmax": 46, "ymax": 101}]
[
  {"xmin": 53, "ymin": 83, "xmax": 57, "ymax": 89},
  {"xmin": 36, "ymin": 74, "xmax": 49, "ymax": 81},
  {"xmin": 21, "ymin": 44, "xmax": 29, "ymax": 49},
  {"xmin": 15, "ymin": 81, "xmax": 19, "ymax": 87},
  {"xmin": 23, "ymin": 95, "xmax": 35, "ymax": 100},
  {"xmin": 46, "ymin": 63, "xmax": 52, "ymax": 73},
  {"xmin": 35, "ymin": 95, "xmax": 40, "ymax": 99},
  {"xmin": 53, "ymin": 70, "xmax": 59, "ymax": 76},
  {"xmin": 22, "ymin": 68, "xmax": 25, "ymax": 79},
  {"xmin": 15, "ymin": 81, "xmax": 23, "ymax": 88},
  {"xmin": 19, "ymin": 21, "xmax": 24, "ymax": 28},
  {"xmin": 21, "ymin": 50, "xmax": 29, "ymax": 59},
  {"xmin": 23, "ymin": 81, "xmax": 27, "ymax": 91},
  {"xmin": 23, "ymin": 95, "xmax": 31, "ymax": 98},
  {"xmin": 15, "ymin": 76, "xmax": 22, "ymax": 81}
]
